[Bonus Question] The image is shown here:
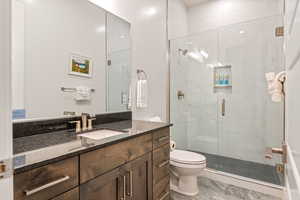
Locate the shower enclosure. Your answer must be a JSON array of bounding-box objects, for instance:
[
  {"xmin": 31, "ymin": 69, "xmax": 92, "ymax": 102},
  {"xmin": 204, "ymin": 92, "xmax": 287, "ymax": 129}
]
[{"xmin": 170, "ymin": 16, "xmax": 284, "ymax": 185}]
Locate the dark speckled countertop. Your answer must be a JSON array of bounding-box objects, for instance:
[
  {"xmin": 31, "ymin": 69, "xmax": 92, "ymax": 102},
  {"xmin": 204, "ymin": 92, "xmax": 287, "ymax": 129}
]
[{"xmin": 13, "ymin": 120, "xmax": 172, "ymax": 173}]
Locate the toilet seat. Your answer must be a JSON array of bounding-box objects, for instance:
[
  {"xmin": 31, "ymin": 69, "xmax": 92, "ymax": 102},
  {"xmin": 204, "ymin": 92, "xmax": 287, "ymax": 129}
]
[{"xmin": 170, "ymin": 150, "xmax": 206, "ymax": 165}]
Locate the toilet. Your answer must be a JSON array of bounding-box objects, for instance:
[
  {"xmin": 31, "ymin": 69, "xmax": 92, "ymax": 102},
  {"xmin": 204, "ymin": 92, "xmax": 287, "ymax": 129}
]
[{"xmin": 170, "ymin": 150, "xmax": 206, "ymax": 196}]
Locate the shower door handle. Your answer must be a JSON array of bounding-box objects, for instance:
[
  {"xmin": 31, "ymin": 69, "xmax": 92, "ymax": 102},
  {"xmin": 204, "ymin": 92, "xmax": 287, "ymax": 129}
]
[{"xmin": 221, "ymin": 99, "xmax": 225, "ymax": 117}]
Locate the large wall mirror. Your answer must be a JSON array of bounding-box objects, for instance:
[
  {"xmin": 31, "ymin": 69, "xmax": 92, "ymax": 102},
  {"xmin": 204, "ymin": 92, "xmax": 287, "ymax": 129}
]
[{"xmin": 11, "ymin": 0, "xmax": 131, "ymax": 121}]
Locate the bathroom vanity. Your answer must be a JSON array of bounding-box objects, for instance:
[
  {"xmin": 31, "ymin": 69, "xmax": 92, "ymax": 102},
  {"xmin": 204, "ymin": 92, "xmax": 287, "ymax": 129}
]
[
  {"xmin": 13, "ymin": 120, "xmax": 171, "ymax": 200},
  {"xmin": 10, "ymin": 0, "xmax": 172, "ymax": 199}
]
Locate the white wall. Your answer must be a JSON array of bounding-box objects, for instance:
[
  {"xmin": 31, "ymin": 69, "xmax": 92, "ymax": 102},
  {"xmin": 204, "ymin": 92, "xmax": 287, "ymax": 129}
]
[
  {"xmin": 285, "ymin": 0, "xmax": 300, "ymax": 198},
  {"xmin": 89, "ymin": 0, "xmax": 168, "ymax": 121},
  {"xmin": 12, "ymin": 0, "xmax": 169, "ymax": 121},
  {"xmin": 11, "ymin": 0, "xmax": 25, "ymax": 111},
  {"xmin": 168, "ymin": 0, "xmax": 188, "ymax": 39},
  {"xmin": 187, "ymin": 0, "xmax": 283, "ymax": 34},
  {"xmin": 16, "ymin": 0, "xmax": 107, "ymax": 119},
  {"xmin": 0, "ymin": 0, "xmax": 13, "ymax": 199}
]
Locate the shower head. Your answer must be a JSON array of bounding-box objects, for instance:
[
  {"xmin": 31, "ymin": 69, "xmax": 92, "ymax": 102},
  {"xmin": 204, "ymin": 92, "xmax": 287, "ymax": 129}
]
[{"xmin": 179, "ymin": 48, "xmax": 188, "ymax": 56}]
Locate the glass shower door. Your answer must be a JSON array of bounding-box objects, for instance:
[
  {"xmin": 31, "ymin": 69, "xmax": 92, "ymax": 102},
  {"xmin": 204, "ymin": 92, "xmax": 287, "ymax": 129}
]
[
  {"xmin": 170, "ymin": 29, "xmax": 221, "ymax": 156},
  {"xmin": 170, "ymin": 15, "xmax": 285, "ymax": 185},
  {"xmin": 217, "ymin": 16, "xmax": 284, "ymax": 184}
]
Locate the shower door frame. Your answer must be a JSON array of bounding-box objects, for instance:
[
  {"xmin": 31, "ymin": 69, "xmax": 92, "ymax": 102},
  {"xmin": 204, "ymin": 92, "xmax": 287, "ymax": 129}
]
[{"xmin": 167, "ymin": 17, "xmax": 286, "ymax": 187}]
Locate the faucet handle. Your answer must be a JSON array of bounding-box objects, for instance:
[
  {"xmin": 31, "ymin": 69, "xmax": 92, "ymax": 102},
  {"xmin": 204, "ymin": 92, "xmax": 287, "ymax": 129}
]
[
  {"xmin": 88, "ymin": 118, "xmax": 96, "ymax": 130},
  {"xmin": 69, "ymin": 120, "xmax": 81, "ymax": 133}
]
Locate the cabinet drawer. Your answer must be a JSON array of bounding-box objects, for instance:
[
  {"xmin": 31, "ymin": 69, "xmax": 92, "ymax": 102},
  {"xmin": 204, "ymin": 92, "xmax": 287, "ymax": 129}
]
[
  {"xmin": 80, "ymin": 134, "xmax": 153, "ymax": 183},
  {"xmin": 153, "ymin": 143, "xmax": 170, "ymax": 165},
  {"xmin": 154, "ymin": 176, "xmax": 170, "ymax": 200},
  {"xmin": 14, "ymin": 157, "xmax": 79, "ymax": 200},
  {"xmin": 51, "ymin": 188, "xmax": 79, "ymax": 200},
  {"xmin": 153, "ymin": 144, "xmax": 170, "ymax": 185},
  {"xmin": 153, "ymin": 128, "xmax": 170, "ymax": 149}
]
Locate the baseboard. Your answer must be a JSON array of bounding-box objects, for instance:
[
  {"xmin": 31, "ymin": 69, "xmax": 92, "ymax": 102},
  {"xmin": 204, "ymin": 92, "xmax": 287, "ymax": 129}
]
[{"xmin": 202, "ymin": 168, "xmax": 284, "ymax": 199}]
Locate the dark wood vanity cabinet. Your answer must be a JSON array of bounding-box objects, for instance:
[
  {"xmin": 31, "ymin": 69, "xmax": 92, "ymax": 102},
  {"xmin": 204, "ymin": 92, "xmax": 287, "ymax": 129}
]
[
  {"xmin": 52, "ymin": 188, "xmax": 79, "ymax": 200},
  {"xmin": 121, "ymin": 153, "xmax": 153, "ymax": 200},
  {"xmin": 14, "ymin": 128, "xmax": 170, "ymax": 200},
  {"xmin": 80, "ymin": 167, "xmax": 121, "ymax": 200},
  {"xmin": 152, "ymin": 129, "xmax": 170, "ymax": 200},
  {"xmin": 80, "ymin": 134, "xmax": 153, "ymax": 184},
  {"xmin": 80, "ymin": 153, "xmax": 152, "ymax": 200},
  {"xmin": 14, "ymin": 157, "xmax": 78, "ymax": 200}
]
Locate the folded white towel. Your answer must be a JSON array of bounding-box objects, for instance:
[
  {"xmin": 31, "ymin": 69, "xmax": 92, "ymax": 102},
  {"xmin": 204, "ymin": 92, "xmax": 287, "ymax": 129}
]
[
  {"xmin": 265, "ymin": 72, "xmax": 286, "ymax": 102},
  {"xmin": 147, "ymin": 116, "xmax": 162, "ymax": 122},
  {"xmin": 136, "ymin": 80, "xmax": 148, "ymax": 108},
  {"xmin": 74, "ymin": 86, "xmax": 91, "ymax": 101},
  {"xmin": 128, "ymin": 84, "xmax": 132, "ymax": 109}
]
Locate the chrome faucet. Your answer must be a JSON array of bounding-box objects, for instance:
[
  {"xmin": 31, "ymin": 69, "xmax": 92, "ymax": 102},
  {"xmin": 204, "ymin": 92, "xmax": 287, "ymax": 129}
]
[
  {"xmin": 69, "ymin": 113, "xmax": 96, "ymax": 133},
  {"xmin": 81, "ymin": 113, "xmax": 89, "ymax": 131},
  {"xmin": 81, "ymin": 113, "xmax": 96, "ymax": 131},
  {"xmin": 69, "ymin": 120, "xmax": 81, "ymax": 133}
]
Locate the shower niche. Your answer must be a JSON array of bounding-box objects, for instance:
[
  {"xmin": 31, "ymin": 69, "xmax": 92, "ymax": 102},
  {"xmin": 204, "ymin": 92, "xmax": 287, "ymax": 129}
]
[{"xmin": 213, "ymin": 65, "xmax": 232, "ymax": 93}]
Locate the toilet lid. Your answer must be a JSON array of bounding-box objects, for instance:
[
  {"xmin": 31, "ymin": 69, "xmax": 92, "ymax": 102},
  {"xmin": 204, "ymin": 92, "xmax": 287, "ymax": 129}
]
[{"xmin": 170, "ymin": 150, "xmax": 206, "ymax": 165}]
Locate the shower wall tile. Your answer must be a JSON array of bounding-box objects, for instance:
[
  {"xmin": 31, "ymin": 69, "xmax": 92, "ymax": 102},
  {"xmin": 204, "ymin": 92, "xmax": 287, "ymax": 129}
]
[
  {"xmin": 187, "ymin": 0, "xmax": 283, "ymax": 34},
  {"xmin": 218, "ymin": 16, "xmax": 284, "ymax": 164},
  {"xmin": 170, "ymin": 15, "xmax": 284, "ymax": 166},
  {"xmin": 170, "ymin": 39, "xmax": 189, "ymax": 149}
]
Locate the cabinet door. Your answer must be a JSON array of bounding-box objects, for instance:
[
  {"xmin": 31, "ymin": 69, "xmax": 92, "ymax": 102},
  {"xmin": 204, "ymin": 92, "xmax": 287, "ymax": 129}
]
[
  {"xmin": 51, "ymin": 188, "xmax": 79, "ymax": 200},
  {"xmin": 80, "ymin": 168, "xmax": 122, "ymax": 200},
  {"xmin": 122, "ymin": 153, "xmax": 153, "ymax": 200}
]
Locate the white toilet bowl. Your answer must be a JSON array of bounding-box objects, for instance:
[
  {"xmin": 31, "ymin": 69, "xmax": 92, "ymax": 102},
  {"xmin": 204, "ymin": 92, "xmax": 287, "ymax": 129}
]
[{"xmin": 170, "ymin": 150, "xmax": 206, "ymax": 196}]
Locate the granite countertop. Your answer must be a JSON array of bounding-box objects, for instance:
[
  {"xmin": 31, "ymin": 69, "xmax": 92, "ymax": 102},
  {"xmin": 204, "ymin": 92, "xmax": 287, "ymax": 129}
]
[{"xmin": 13, "ymin": 120, "xmax": 172, "ymax": 173}]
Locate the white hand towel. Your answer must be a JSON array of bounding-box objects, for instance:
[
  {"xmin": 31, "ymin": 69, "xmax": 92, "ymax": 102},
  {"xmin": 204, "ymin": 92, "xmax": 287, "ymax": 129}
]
[
  {"xmin": 265, "ymin": 72, "xmax": 284, "ymax": 102},
  {"xmin": 136, "ymin": 80, "xmax": 148, "ymax": 108},
  {"xmin": 74, "ymin": 86, "xmax": 91, "ymax": 101},
  {"xmin": 128, "ymin": 84, "xmax": 132, "ymax": 109}
]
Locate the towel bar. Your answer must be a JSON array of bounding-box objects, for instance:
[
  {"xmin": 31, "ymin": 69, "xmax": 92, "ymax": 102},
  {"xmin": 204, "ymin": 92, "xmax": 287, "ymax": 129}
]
[{"xmin": 61, "ymin": 87, "xmax": 95, "ymax": 92}]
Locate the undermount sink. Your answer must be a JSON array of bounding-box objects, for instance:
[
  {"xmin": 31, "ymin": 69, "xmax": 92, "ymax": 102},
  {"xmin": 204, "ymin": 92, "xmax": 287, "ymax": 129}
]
[{"xmin": 78, "ymin": 129, "xmax": 127, "ymax": 140}]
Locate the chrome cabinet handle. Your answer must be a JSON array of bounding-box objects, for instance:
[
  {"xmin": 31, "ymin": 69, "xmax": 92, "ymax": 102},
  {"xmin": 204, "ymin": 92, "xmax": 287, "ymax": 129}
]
[
  {"xmin": 158, "ymin": 160, "xmax": 169, "ymax": 168},
  {"xmin": 25, "ymin": 176, "xmax": 70, "ymax": 196},
  {"xmin": 120, "ymin": 175, "xmax": 126, "ymax": 200},
  {"xmin": 221, "ymin": 99, "xmax": 225, "ymax": 117},
  {"xmin": 159, "ymin": 191, "xmax": 170, "ymax": 200},
  {"xmin": 127, "ymin": 170, "xmax": 133, "ymax": 197},
  {"xmin": 158, "ymin": 136, "xmax": 169, "ymax": 143}
]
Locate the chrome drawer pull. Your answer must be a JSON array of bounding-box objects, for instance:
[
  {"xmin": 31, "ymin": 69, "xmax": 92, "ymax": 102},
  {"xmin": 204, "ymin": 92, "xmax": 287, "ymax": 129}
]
[
  {"xmin": 120, "ymin": 175, "xmax": 126, "ymax": 200},
  {"xmin": 25, "ymin": 176, "xmax": 70, "ymax": 196},
  {"xmin": 159, "ymin": 191, "xmax": 170, "ymax": 200},
  {"xmin": 158, "ymin": 160, "xmax": 169, "ymax": 168},
  {"xmin": 129, "ymin": 171, "xmax": 133, "ymax": 197},
  {"xmin": 126, "ymin": 170, "xmax": 133, "ymax": 197},
  {"xmin": 158, "ymin": 136, "xmax": 169, "ymax": 143}
]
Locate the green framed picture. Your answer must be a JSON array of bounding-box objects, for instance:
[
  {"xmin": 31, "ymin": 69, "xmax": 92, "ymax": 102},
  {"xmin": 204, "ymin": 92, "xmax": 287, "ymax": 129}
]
[{"xmin": 69, "ymin": 54, "xmax": 92, "ymax": 78}]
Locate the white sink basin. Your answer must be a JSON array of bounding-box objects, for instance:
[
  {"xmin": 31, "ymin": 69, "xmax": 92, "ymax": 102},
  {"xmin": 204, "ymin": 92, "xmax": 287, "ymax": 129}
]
[{"xmin": 78, "ymin": 129, "xmax": 126, "ymax": 140}]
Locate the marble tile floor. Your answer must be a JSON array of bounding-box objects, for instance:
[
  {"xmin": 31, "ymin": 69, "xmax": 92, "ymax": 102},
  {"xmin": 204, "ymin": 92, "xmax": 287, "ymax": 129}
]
[{"xmin": 171, "ymin": 177, "xmax": 281, "ymax": 200}]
